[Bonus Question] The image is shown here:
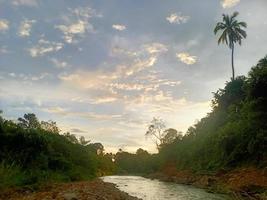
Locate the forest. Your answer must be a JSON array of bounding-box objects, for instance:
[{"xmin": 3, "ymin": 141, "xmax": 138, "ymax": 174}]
[
  {"xmin": 0, "ymin": 112, "xmax": 116, "ymax": 189},
  {"xmin": 115, "ymin": 55, "xmax": 267, "ymax": 174},
  {"xmin": 0, "ymin": 55, "xmax": 266, "ymax": 190}
]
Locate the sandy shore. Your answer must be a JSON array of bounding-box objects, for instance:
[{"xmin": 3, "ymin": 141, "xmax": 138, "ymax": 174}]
[{"xmin": 0, "ymin": 179, "xmax": 141, "ymax": 200}]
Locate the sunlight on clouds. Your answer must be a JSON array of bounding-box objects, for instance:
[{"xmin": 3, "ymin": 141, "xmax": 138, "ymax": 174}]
[
  {"xmin": 91, "ymin": 96, "xmax": 118, "ymax": 104},
  {"xmin": 112, "ymin": 24, "xmax": 126, "ymax": 31},
  {"xmin": 176, "ymin": 52, "xmax": 197, "ymax": 65},
  {"xmin": 0, "ymin": 19, "xmax": 9, "ymax": 32},
  {"xmin": 18, "ymin": 19, "xmax": 36, "ymax": 37},
  {"xmin": 123, "ymin": 57, "xmax": 157, "ymax": 76},
  {"xmin": 111, "ymin": 42, "xmax": 168, "ymax": 59},
  {"xmin": 59, "ymin": 56, "xmax": 158, "ymax": 91},
  {"xmin": 111, "ymin": 47, "xmax": 138, "ymax": 57},
  {"xmin": 221, "ymin": 0, "xmax": 240, "ymax": 8},
  {"xmin": 28, "ymin": 39, "xmax": 63, "ymax": 57},
  {"xmin": 144, "ymin": 43, "xmax": 168, "ymax": 54},
  {"xmin": 55, "ymin": 7, "xmax": 100, "ymax": 43},
  {"xmin": 55, "ymin": 20, "xmax": 88, "ymax": 43},
  {"xmin": 5, "ymin": 72, "xmax": 50, "ymax": 82},
  {"xmin": 43, "ymin": 106, "xmax": 122, "ymax": 121},
  {"xmin": 109, "ymin": 83, "xmax": 146, "ymax": 91},
  {"xmin": 166, "ymin": 13, "xmax": 190, "ymax": 24},
  {"xmin": 59, "ymin": 70, "xmax": 117, "ymax": 90}
]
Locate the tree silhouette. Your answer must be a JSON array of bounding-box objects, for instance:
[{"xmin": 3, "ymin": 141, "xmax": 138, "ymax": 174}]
[
  {"xmin": 214, "ymin": 12, "xmax": 247, "ymax": 80},
  {"xmin": 145, "ymin": 117, "xmax": 166, "ymax": 149}
]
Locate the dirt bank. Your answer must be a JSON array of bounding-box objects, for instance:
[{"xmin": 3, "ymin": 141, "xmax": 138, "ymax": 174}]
[
  {"xmin": 146, "ymin": 166, "xmax": 267, "ymax": 200},
  {"xmin": 0, "ymin": 179, "xmax": 141, "ymax": 200}
]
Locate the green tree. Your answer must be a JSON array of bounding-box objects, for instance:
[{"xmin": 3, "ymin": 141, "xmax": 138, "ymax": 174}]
[
  {"xmin": 41, "ymin": 120, "xmax": 60, "ymax": 134},
  {"xmin": 18, "ymin": 113, "xmax": 40, "ymax": 129},
  {"xmin": 63, "ymin": 132, "xmax": 79, "ymax": 144},
  {"xmin": 214, "ymin": 12, "xmax": 247, "ymax": 80},
  {"xmin": 161, "ymin": 128, "xmax": 182, "ymax": 145},
  {"xmin": 0, "ymin": 110, "xmax": 3, "ymax": 124},
  {"xmin": 79, "ymin": 136, "xmax": 91, "ymax": 146}
]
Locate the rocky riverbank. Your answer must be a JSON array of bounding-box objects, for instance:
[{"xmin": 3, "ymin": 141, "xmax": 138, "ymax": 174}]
[
  {"xmin": 0, "ymin": 179, "xmax": 141, "ymax": 200},
  {"xmin": 146, "ymin": 167, "xmax": 267, "ymax": 200}
]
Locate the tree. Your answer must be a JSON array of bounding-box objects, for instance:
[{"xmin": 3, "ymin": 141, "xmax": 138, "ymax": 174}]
[
  {"xmin": 88, "ymin": 143, "xmax": 104, "ymax": 155},
  {"xmin": 18, "ymin": 113, "xmax": 40, "ymax": 129},
  {"xmin": 63, "ymin": 132, "xmax": 79, "ymax": 144},
  {"xmin": 79, "ymin": 136, "xmax": 90, "ymax": 146},
  {"xmin": 214, "ymin": 12, "xmax": 247, "ymax": 80},
  {"xmin": 145, "ymin": 117, "xmax": 166, "ymax": 149},
  {"xmin": 136, "ymin": 148, "xmax": 149, "ymax": 156},
  {"xmin": 247, "ymin": 56, "xmax": 267, "ymax": 99},
  {"xmin": 0, "ymin": 110, "xmax": 3, "ymax": 124},
  {"xmin": 41, "ymin": 120, "xmax": 60, "ymax": 134},
  {"xmin": 162, "ymin": 128, "xmax": 182, "ymax": 145}
]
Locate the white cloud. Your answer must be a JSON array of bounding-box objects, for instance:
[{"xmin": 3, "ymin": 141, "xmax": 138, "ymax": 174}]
[
  {"xmin": 30, "ymin": 73, "xmax": 50, "ymax": 81},
  {"xmin": 109, "ymin": 83, "xmax": 146, "ymax": 91},
  {"xmin": 55, "ymin": 20, "xmax": 88, "ymax": 43},
  {"xmin": 143, "ymin": 43, "xmax": 168, "ymax": 54},
  {"xmin": 50, "ymin": 58, "xmax": 69, "ymax": 69},
  {"xmin": 18, "ymin": 19, "xmax": 36, "ymax": 37},
  {"xmin": 176, "ymin": 52, "xmax": 197, "ymax": 65},
  {"xmin": 71, "ymin": 7, "xmax": 102, "ymax": 19},
  {"xmin": 55, "ymin": 7, "xmax": 100, "ymax": 43},
  {"xmin": 221, "ymin": 0, "xmax": 240, "ymax": 8},
  {"xmin": 112, "ymin": 24, "xmax": 126, "ymax": 31},
  {"xmin": 28, "ymin": 39, "xmax": 64, "ymax": 57},
  {"xmin": 0, "ymin": 19, "xmax": 9, "ymax": 32},
  {"xmin": 43, "ymin": 106, "xmax": 122, "ymax": 121},
  {"xmin": 12, "ymin": 0, "xmax": 38, "ymax": 6},
  {"xmin": 122, "ymin": 56, "xmax": 157, "ymax": 76},
  {"xmin": 111, "ymin": 47, "xmax": 138, "ymax": 57},
  {"xmin": 166, "ymin": 13, "xmax": 190, "ymax": 24},
  {"xmin": 5, "ymin": 72, "xmax": 51, "ymax": 82}
]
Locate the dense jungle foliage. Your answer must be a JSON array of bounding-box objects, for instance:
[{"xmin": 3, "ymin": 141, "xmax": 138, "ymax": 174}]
[
  {"xmin": 115, "ymin": 55, "xmax": 267, "ymax": 174},
  {"xmin": 0, "ymin": 113, "xmax": 116, "ymax": 189}
]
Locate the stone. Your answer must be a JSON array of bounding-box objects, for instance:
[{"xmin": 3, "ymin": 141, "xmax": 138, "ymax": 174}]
[{"xmin": 63, "ymin": 192, "xmax": 78, "ymax": 200}]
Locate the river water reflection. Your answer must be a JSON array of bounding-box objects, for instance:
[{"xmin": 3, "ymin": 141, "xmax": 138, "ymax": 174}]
[{"xmin": 102, "ymin": 176, "xmax": 230, "ymax": 200}]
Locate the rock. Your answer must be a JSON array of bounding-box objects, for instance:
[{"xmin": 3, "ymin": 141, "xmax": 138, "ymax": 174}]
[{"xmin": 63, "ymin": 192, "xmax": 78, "ymax": 200}]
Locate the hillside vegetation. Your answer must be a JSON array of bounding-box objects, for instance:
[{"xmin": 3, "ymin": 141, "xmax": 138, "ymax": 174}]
[
  {"xmin": 0, "ymin": 113, "xmax": 116, "ymax": 189},
  {"xmin": 115, "ymin": 55, "xmax": 267, "ymax": 173}
]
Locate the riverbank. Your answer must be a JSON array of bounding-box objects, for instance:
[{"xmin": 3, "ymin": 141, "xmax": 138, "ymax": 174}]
[
  {"xmin": 0, "ymin": 179, "xmax": 140, "ymax": 200},
  {"xmin": 146, "ymin": 166, "xmax": 267, "ymax": 199}
]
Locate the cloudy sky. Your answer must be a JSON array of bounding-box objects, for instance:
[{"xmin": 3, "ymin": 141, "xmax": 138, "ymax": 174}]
[{"xmin": 1, "ymin": 0, "xmax": 267, "ymax": 152}]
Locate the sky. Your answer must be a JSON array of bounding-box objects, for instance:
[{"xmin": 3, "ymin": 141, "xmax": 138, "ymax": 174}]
[{"xmin": 1, "ymin": 0, "xmax": 267, "ymax": 153}]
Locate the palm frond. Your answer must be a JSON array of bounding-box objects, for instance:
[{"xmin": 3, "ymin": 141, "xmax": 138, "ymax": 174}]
[
  {"xmin": 214, "ymin": 22, "xmax": 226, "ymax": 34},
  {"xmin": 231, "ymin": 11, "xmax": 239, "ymax": 21},
  {"xmin": 238, "ymin": 21, "xmax": 247, "ymax": 28},
  {"xmin": 218, "ymin": 30, "xmax": 228, "ymax": 45}
]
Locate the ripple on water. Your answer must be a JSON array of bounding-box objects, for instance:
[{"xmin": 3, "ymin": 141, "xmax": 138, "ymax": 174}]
[{"xmin": 102, "ymin": 176, "xmax": 230, "ymax": 200}]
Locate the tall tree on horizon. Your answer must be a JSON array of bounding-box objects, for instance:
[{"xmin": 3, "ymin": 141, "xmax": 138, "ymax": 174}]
[{"xmin": 214, "ymin": 11, "xmax": 247, "ymax": 80}]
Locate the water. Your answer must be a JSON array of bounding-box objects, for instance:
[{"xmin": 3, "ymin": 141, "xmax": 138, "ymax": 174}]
[{"xmin": 102, "ymin": 176, "xmax": 230, "ymax": 200}]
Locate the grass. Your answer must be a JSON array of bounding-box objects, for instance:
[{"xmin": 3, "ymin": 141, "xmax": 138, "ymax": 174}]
[
  {"xmin": 0, "ymin": 162, "xmax": 26, "ymax": 189},
  {"xmin": 0, "ymin": 161, "xmax": 96, "ymax": 191}
]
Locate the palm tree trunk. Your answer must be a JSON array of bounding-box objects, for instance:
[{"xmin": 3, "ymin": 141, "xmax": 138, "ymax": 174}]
[{"xmin": 231, "ymin": 44, "xmax": 235, "ymax": 80}]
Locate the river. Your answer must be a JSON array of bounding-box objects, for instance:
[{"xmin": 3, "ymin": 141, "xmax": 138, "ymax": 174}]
[{"xmin": 102, "ymin": 176, "xmax": 230, "ymax": 200}]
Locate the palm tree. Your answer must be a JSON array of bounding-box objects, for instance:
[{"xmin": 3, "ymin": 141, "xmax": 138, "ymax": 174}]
[{"xmin": 214, "ymin": 12, "xmax": 247, "ymax": 80}]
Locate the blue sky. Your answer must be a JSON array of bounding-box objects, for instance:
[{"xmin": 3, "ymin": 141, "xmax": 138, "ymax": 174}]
[{"xmin": 1, "ymin": 0, "xmax": 267, "ymax": 152}]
